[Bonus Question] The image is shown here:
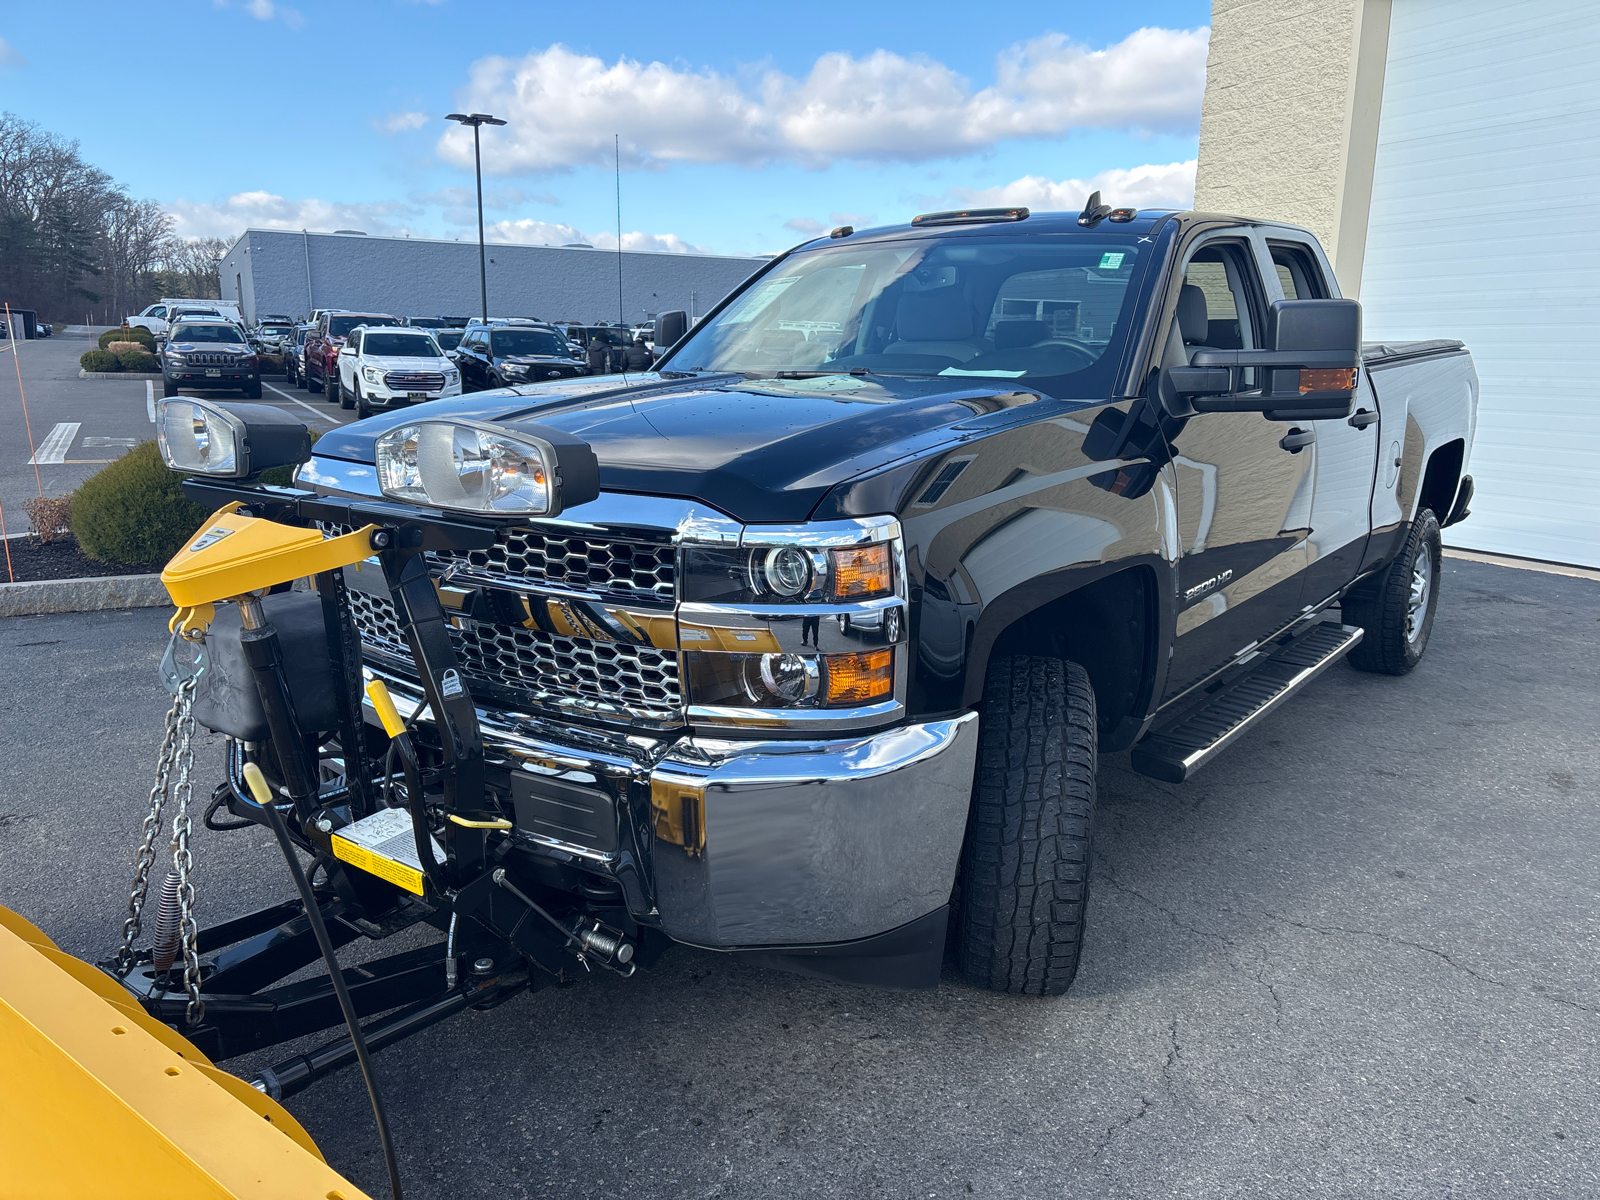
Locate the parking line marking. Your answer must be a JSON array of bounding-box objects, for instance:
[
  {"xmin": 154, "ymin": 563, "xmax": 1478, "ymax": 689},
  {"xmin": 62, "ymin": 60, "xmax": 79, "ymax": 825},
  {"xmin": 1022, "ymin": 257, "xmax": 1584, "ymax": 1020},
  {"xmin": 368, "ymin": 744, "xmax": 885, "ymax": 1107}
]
[
  {"xmin": 264, "ymin": 382, "xmax": 344, "ymax": 424},
  {"xmin": 146, "ymin": 379, "xmax": 155, "ymax": 422},
  {"xmin": 29, "ymin": 422, "xmax": 79, "ymax": 464}
]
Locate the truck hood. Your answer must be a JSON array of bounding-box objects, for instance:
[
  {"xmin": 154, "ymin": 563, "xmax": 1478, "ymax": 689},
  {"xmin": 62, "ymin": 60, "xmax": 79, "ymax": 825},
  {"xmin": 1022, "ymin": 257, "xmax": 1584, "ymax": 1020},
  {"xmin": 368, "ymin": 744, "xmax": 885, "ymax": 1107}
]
[{"xmin": 310, "ymin": 372, "xmax": 1054, "ymax": 523}]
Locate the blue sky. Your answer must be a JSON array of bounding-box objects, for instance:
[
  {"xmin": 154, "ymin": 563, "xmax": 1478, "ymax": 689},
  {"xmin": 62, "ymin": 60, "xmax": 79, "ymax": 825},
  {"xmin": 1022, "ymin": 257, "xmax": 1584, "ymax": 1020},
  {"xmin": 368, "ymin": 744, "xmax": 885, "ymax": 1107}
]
[{"xmin": 0, "ymin": 0, "xmax": 1210, "ymax": 257}]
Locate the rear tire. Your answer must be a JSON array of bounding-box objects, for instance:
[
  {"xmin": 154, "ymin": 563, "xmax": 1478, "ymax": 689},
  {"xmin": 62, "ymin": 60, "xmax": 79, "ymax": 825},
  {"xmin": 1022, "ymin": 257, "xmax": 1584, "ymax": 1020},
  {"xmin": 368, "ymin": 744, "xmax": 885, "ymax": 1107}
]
[
  {"xmin": 1345, "ymin": 509, "xmax": 1442, "ymax": 675},
  {"xmin": 956, "ymin": 656, "xmax": 1097, "ymax": 997}
]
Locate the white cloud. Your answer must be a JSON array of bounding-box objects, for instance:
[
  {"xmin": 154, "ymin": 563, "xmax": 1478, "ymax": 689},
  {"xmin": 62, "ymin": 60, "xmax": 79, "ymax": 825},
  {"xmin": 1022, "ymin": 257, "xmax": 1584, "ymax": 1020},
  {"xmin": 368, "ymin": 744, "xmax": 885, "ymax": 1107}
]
[
  {"xmin": 161, "ymin": 190, "xmax": 715, "ymax": 254},
  {"xmin": 934, "ymin": 159, "xmax": 1197, "ymax": 213},
  {"xmin": 0, "ymin": 37, "xmax": 24, "ymax": 68},
  {"xmin": 784, "ymin": 217, "xmax": 826, "ymax": 235},
  {"xmin": 439, "ymin": 28, "xmax": 1207, "ymax": 173},
  {"xmin": 378, "ymin": 111, "xmax": 429, "ymax": 133},
  {"xmin": 484, "ymin": 218, "xmax": 713, "ymax": 255},
  {"xmin": 165, "ymin": 191, "xmax": 425, "ymax": 239},
  {"xmin": 214, "ymin": 0, "xmax": 303, "ymax": 28}
]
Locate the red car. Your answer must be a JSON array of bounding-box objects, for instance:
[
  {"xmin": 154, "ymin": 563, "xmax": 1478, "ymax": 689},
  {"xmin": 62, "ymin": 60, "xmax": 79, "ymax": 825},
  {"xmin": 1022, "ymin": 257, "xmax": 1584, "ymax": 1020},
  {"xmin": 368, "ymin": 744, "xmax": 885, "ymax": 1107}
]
[{"xmin": 301, "ymin": 310, "xmax": 400, "ymax": 397}]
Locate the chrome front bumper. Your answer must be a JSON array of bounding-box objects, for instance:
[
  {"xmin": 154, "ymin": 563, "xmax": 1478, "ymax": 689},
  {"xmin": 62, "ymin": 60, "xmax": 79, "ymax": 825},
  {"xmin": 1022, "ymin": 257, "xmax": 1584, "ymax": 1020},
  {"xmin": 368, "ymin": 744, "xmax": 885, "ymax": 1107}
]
[{"xmin": 362, "ymin": 670, "xmax": 980, "ymax": 950}]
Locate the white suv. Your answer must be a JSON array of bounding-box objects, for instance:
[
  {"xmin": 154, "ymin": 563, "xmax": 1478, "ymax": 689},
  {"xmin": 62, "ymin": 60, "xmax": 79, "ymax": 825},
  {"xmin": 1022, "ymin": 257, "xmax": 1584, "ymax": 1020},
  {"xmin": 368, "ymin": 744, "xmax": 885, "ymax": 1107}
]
[{"xmin": 335, "ymin": 326, "xmax": 462, "ymax": 419}]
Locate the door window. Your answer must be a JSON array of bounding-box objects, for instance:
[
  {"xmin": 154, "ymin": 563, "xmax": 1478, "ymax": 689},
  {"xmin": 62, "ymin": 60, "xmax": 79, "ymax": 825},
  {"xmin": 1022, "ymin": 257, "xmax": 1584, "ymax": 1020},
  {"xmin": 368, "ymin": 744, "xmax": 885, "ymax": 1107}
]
[
  {"xmin": 1267, "ymin": 241, "xmax": 1329, "ymax": 300},
  {"xmin": 1180, "ymin": 241, "xmax": 1266, "ymax": 386}
]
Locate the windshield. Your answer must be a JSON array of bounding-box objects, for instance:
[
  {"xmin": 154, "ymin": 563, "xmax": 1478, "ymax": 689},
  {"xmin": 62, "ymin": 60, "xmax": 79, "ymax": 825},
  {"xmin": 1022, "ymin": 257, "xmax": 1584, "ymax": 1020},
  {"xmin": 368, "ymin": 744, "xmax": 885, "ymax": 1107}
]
[
  {"xmin": 171, "ymin": 324, "xmax": 245, "ymax": 344},
  {"xmin": 492, "ymin": 330, "xmax": 567, "ymax": 357},
  {"xmin": 330, "ymin": 315, "xmax": 397, "ymax": 337},
  {"xmin": 434, "ymin": 331, "xmax": 464, "ymax": 351},
  {"xmin": 363, "ymin": 333, "xmax": 440, "ymax": 358},
  {"xmin": 666, "ymin": 231, "xmax": 1153, "ymax": 397},
  {"xmin": 585, "ymin": 328, "xmax": 629, "ymax": 347}
]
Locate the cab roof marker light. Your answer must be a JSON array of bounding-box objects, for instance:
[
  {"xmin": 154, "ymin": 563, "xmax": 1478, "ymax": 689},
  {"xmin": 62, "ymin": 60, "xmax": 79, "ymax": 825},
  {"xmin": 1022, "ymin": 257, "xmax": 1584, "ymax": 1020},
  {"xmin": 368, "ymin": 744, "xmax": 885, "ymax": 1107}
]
[
  {"xmin": 1108, "ymin": 207, "xmax": 1139, "ymax": 223},
  {"xmin": 910, "ymin": 207, "xmax": 1030, "ymax": 227}
]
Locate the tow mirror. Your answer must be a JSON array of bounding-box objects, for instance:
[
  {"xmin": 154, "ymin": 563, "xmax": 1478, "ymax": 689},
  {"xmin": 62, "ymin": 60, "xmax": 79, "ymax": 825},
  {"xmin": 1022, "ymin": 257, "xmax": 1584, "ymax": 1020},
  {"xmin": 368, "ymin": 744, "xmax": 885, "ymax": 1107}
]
[
  {"xmin": 1180, "ymin": 298, "xmax": 1361, "ymax": 420},
  {"xmin": 655, "ymin": 310, "xmax": 689, "ymax": 351}
]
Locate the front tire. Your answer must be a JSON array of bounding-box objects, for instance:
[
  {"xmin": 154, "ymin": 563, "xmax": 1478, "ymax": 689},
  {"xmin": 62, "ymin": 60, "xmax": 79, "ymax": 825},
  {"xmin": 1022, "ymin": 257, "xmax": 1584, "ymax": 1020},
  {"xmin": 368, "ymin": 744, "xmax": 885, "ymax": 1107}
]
[
  {"xmin": 956, "ymin": 656, "xmax": 1097, "ymax": 997},
  {"xmin": 336, "ymin": 374, "xmax": 353, "ymax": 409},
  {"xmin": 1345, "ymin": 509, "xmax": 1442, "ymax": 675},
  {"xmin": 355, "ymin": 384, "xmax": 371, "ymax": 420},
  {"xmin": 243, "ymin": 376, "xmax": 262, "ymax": 399},
  {"xmin": 307, "ymin": 365, "xmax": 323, "ymax": 394},
  {"xmin": 162, "ymin": 377, "xmax": 179, "ymax": 398}
]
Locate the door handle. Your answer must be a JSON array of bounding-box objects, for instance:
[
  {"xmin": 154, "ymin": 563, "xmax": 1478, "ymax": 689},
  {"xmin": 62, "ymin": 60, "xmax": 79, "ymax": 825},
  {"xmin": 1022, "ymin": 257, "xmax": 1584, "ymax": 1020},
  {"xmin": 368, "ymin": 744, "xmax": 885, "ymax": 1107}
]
[
  {"xmin": 1279, "ymin": 428, "xmax": 1316, "ymax": 453},
  {"xmin": 1348, "ymin": 408, "xmax": 1379, "ymax": 429}
]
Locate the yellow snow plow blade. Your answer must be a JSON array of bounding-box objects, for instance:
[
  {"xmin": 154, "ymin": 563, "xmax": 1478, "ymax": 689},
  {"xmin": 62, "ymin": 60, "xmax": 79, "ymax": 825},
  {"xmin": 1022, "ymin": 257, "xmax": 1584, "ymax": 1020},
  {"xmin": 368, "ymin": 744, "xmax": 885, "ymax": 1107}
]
[{"xmin": 0, "ymin": 906, "xmax": 370, "ymax": 1199}]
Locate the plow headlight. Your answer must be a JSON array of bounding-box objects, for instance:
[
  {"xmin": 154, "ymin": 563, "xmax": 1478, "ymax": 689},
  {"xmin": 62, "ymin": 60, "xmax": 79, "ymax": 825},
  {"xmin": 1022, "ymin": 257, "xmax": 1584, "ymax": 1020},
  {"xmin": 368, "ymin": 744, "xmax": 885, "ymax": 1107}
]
[
  {"xmin": 156, "ymin": 397, "xmax": 311, "ymax": 479},
  {"xmin": 374, "ymin": 420, "xmax": 599, "ymax": 518}
]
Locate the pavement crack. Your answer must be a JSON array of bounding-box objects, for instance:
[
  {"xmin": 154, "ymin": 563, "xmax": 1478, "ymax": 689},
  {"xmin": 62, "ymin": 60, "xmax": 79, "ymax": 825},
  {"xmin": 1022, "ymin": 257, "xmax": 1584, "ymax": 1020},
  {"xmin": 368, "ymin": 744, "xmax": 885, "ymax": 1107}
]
[{"xmin": 1260, "ymin": 911, "xmax": 1599, "ymax": 1016}]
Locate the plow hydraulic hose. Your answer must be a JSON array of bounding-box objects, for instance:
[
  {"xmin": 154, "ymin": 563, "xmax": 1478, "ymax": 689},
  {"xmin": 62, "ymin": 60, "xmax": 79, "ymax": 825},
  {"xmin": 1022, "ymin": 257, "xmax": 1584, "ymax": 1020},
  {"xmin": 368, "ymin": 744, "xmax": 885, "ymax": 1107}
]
[{"xmin": 242, "ymin": 762, "xmax": 404, "ymax": 1200}]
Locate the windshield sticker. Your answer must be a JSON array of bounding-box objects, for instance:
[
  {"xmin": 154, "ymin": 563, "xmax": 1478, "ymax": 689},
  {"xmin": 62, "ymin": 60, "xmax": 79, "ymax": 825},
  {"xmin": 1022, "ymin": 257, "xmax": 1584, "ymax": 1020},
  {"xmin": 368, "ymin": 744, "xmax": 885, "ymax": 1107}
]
[
  {"xmin": 938, "ymin": 367, "xmax": 1029, "ymax": 379},
  {"xmin": 1098, "ymin": 252, "xmax": 1126, "ymax": 270}
]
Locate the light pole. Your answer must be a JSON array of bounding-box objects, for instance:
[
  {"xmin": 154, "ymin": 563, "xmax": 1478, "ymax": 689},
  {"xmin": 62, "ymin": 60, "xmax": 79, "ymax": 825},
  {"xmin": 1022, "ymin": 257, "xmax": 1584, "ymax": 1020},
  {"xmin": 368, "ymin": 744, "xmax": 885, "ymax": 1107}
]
[{"xmin": 445, "ymin": 112, "xmax": 506, "ymax": 323}]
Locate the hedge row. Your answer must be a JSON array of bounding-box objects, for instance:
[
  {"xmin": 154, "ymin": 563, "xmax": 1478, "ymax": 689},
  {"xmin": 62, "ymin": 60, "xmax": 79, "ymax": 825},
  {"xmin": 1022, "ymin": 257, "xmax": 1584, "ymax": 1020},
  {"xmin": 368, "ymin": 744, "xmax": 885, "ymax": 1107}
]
[
  {"xmin": 98, "ymin": 326, "xmax": 156, "ymax": 351},
  {"xmin": 81, "ymin": 348, "xmax": 160, "ymax": 373}
]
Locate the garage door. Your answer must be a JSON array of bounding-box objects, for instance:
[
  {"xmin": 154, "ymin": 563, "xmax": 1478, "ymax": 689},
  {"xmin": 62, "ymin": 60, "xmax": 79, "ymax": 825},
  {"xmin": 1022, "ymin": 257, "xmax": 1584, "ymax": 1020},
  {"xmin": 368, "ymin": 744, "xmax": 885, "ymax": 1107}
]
[{"xmin": 1359, "ymin": 0, "xmax": 1600, "ymax": 567}]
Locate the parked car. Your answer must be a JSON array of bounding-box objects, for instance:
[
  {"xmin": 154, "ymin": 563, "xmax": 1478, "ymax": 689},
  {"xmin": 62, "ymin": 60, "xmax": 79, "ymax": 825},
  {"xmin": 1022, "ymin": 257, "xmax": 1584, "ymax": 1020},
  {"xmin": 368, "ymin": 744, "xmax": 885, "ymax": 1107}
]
[
  {"xmin": 451, "ymin": 323, "xmax": 588, "ymax": 391},
  {"xmin": 252, "ymin": 319, "xmax": 296, "ymax": 354},
  {"xmin": 156, "ymin": 202, "xmax": 1478, "ymax": 1095},
  {"xmin": 160, "ymin": 317, "xmax": 261, "ymax": 398},
  {"xmin": 404, "ymin": 317, "xmax": 456, "ymax": 329},
  {"xmin": 303, "ymin": 310, "xmax": 401, "ymax": 396},
  {"xmin": 432, "ymin": 328, "xmax": 466, "ymax": 353},
  {"xmin": 333, "ymin": 325, "xmax": 461, "ymax": 418},
  {"xmin": 565, "ymin": 324, "xmax": 633, "ymax": 371},
  {"xmin": 128, "ymin": 299, "xmax": 243, "ymax": 339},
  {"xmin": 285, "ymin": 323, "xmax": 315, "ymax": 386}
]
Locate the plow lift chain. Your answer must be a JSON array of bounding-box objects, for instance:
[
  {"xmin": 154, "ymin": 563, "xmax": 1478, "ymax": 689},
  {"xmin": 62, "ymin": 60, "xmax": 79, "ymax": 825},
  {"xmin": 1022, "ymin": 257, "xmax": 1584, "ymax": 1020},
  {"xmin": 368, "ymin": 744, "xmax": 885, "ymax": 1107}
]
[{"xmin": 115, "ymin": 650, "xmax": 206, "ymax": 1028}]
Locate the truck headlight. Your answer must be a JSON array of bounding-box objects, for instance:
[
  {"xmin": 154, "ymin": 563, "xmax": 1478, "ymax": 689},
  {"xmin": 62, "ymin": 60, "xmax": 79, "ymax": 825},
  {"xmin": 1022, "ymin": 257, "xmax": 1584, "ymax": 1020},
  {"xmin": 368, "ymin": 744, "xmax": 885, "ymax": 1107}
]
[
  {"xmin": 362, "ymin": 366, "xmax": 384, "ymax": 384},
  {"xmin": 683, "ymin": 647, "xmax": 895, "ymax": 709},
  {"xmin": 374, "ymin": 419, "xmax": 599, "ymax": 518},
  {"xmin": 682, "ymin": 517, "xmax": 901, "ymax": 605},
  {"xmin": 156, "ymin": 397, "xmax": 311, "ymax": 478}
]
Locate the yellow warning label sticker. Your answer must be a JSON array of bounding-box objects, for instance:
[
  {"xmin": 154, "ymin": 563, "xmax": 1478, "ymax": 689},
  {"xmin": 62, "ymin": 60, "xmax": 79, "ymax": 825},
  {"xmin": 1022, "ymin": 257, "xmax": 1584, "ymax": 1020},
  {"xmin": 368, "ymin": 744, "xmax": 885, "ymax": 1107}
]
[
  {"xmin": 330, "ymin": 808, "xmax": 434, "ymax": 896},
  {"xmin": 332, "ymin": 836, "xmax": 424, "ymax": 895}
]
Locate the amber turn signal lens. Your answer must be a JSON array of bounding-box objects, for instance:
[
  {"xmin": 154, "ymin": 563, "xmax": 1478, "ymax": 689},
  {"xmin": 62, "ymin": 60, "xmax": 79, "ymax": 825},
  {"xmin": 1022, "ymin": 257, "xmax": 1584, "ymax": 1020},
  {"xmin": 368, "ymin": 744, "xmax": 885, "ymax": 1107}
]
[
  {"xmin": 830, "ymin": 543, "xmax": 892, "ymax": 599},
  {"xmin": 1298, "ymin": 368, "xmax": 1356, "ymax": 393},
  {"xmin": 825, "ymin": 648, "xmax": 894, "ymax": 705}
]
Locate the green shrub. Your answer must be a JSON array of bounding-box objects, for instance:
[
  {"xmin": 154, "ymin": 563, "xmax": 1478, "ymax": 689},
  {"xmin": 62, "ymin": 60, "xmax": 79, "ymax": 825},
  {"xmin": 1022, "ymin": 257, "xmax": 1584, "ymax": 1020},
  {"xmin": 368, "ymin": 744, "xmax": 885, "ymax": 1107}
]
[
  {"xmin": 80, "ymin": 349, "xmax": 120, "ymax": 372},
  {"xmin": 115, "ymin": 348, "xmax": 159, "ymax": 372},
  {"xmin": 72, "ymin": 441, "xmax": 209, "ymax": 568},
  {"xmin": 99, "ymin": 325, "xmax": 155, "ymax": 351}
]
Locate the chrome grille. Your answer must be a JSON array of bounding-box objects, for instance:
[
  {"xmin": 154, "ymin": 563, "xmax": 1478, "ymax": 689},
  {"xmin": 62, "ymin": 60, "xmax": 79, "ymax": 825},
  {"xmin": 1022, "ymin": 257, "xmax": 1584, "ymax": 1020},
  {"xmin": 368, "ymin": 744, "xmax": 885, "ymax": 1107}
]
[
  {"xmin": 435, "ymin": 529, "xmax": 676, "ymax": 603},
  {"xmin": 186, "ymin": 351, "xmax": 244, "ymax": 366},
  {"xmin": 346, "ymin": 589, "xmax": 682, "ymax": 714},
  {"xmin": 384, "ymin": 370, "xmax": 445, "ymax": 391}
]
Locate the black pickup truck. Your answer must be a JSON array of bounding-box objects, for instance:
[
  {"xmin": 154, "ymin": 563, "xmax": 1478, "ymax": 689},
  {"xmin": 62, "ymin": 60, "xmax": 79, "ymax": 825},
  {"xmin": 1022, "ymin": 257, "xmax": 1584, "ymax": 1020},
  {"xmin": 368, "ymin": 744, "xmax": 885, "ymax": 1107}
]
[{"xmin": 168, "ymin": 202, "xmax": 1479, "ymax": 1019}]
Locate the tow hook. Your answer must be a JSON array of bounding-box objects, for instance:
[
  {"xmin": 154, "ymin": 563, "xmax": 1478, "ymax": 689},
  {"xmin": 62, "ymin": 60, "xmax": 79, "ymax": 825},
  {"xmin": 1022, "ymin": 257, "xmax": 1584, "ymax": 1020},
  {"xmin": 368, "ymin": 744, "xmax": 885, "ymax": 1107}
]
[{"xmin": 491, "ymin": 868, "xmax": 636, "ymax": 976}]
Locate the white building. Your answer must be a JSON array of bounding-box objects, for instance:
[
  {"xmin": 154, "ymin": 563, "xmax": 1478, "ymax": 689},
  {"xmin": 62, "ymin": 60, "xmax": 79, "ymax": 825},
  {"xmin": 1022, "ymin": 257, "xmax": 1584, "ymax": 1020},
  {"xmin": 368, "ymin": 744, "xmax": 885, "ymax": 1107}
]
[
  {"xmin": 219, "ymin": 229, "xmax": 762, "ymax": 334},
  {"xmin": 1196, "ymin": 0, "xmax": 1600, "ymax": 567}
]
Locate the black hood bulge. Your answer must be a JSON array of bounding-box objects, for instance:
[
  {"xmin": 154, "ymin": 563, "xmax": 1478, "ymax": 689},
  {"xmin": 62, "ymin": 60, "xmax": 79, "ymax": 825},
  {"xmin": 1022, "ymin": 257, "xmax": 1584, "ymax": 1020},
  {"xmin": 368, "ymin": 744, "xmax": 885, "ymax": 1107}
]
[{"xmin": 310, "ymin": 373, "xmax": 1053, "ymax": 523}]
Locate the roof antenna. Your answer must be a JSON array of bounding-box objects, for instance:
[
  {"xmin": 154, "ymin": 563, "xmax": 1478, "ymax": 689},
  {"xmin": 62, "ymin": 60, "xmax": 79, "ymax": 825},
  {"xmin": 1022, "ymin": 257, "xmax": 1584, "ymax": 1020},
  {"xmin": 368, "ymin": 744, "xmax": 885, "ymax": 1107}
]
[{"xmin": 1077, "ymin": 190, "xmax": 1112, "ymax": 228}]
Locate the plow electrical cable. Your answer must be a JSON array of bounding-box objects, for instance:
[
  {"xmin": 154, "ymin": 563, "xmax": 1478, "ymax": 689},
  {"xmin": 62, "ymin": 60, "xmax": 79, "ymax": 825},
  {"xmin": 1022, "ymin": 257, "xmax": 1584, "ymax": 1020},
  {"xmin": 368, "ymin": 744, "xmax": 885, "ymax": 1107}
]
[{"xmin": 241, "ymin": 761, "xmax": 405, "ymax": 1200}]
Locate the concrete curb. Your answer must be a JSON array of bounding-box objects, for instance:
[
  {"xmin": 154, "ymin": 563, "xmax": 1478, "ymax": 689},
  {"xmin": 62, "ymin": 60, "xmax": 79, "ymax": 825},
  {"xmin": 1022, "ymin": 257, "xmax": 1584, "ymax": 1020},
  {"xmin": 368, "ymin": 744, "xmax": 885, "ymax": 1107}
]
[
  {"xmin": 78, "ymin": 370, "xmax": 163, "ymax": 380},
  {"xmin": 0, "ymin": 574, "xmax": 168, "ymax": 617}
]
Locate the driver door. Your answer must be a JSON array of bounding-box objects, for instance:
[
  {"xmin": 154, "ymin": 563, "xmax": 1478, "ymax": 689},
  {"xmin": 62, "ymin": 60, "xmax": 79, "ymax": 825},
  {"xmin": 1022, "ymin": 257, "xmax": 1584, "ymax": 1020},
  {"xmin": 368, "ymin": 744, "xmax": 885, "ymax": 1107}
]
[{"xmin": 1162, "ymin": 235, "xmax": 1316, "ymax": 701}]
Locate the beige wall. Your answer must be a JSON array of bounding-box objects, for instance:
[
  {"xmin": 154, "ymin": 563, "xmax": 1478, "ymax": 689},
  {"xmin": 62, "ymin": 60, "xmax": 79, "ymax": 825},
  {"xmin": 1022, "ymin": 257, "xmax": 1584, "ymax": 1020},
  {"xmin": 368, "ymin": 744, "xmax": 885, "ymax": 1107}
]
[{"xmin": 1194, "ymin": 0, "xmax": 1391, "ymax": 294}]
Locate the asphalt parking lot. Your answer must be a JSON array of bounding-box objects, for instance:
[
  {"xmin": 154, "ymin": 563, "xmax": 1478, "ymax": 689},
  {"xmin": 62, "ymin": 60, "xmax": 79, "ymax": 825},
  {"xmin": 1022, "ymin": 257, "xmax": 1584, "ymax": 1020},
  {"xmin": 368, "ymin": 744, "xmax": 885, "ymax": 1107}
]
[
  {"xmin": 0, "ymin": 333, "xmax": 352, "ymax": 522},
  {"xmin": 2, "ymin": 555, "xmax": 1596, "ymax": 1198}
]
